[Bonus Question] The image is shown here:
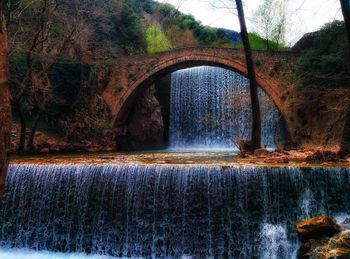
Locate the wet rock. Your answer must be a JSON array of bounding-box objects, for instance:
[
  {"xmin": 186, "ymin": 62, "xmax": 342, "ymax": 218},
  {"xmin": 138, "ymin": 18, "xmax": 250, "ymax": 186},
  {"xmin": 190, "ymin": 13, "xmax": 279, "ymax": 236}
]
[
  {"xmin": 296, "ymin": 217, "xmax": 350, "ymax": 259},
  {"xmin": 297, "ymin": 216, "xmax": 341, "ymax": 243},
  {"xmin": 337, "ymin": 232, "xmax": 350, "ymax": 248}
]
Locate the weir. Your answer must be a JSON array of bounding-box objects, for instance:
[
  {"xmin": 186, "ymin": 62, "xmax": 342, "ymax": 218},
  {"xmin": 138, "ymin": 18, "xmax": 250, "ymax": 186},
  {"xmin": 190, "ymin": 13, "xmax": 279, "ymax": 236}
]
[
  {"xmin": 1, "ymin": 164, "xmax": 350, "ymax": 258},
  {"xmin": 169, "ymin": 66, "xmax": 284, "ymax": 151}
]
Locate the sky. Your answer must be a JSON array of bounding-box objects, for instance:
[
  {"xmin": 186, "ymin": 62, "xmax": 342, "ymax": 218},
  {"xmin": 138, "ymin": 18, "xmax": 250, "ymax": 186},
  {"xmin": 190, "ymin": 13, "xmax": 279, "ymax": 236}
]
[{"xmin": 156, "ymin": 0, "xmax": 344, "ymax": 45}]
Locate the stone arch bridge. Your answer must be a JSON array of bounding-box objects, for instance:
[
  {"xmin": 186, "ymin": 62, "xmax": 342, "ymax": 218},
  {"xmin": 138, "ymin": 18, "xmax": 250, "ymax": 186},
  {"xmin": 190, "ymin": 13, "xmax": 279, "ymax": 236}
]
[{"xmin": 102, "ymin": 47, "xmax": 300, "ymax": 143}]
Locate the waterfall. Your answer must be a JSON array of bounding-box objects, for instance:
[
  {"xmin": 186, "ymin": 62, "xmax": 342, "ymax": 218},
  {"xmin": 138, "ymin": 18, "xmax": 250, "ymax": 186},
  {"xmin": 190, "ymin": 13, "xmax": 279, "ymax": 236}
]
[
  {"xmin": 1, "ymin": 164, "xmax": 350, "ymax": 258},
  {"xmin": 169, "ymin": 66, "xmax": 285, "ymax": 151}
]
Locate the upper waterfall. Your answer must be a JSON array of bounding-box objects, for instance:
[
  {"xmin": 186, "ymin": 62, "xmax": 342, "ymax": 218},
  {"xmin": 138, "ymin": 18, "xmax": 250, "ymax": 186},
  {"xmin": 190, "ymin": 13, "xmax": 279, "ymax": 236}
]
[{"xmin": 169, "ymin": 66, "xmax": 285, "ymax": 151}]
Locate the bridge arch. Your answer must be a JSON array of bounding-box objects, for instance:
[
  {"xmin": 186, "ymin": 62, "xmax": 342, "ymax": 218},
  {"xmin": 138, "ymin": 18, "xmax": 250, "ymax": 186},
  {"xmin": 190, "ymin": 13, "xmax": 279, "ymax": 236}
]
[{"xmin": 113, "ymin": 51, "xmax": 290, "ymax": 140}]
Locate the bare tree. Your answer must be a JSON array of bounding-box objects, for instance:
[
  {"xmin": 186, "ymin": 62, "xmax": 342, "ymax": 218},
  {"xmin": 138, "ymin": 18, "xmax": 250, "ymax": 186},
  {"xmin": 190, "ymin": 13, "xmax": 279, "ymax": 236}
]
[
  {"xmin": 340, "ymin": 0, "xmax": 350, "ymax": 47},
  {"xmin": 253, "ymin": 0, "xmax": 288, "ymax": 50},
  {"xmin": 210, "ymin": 0, "xmax": 262, "ymax": 151},
  {"xmin": 0, "ymin": 0, "xmax": 12, "ymax": 198},
  {"xmin": 10, "ymin": 0, "xmax": 59, "ymax": 152},
  {"xmin": 235, "ymin": 0, "xmax": 262, "ymax": 151},
  {"xmin": 9, "ymin": 0, "xmax": 82, "ymax": 152}
]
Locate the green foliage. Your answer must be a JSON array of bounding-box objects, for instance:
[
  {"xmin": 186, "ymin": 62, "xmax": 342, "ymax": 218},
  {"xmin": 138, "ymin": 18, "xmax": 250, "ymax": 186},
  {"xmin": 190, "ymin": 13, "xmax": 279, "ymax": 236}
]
[
  {"xmin": 252, "ymin": 0, "xmax": 287, "ymax": 50},
  {"xmin": 115, "ymin": 4, "xmax": 147, "ymax": 54},
  {"xmin": 295, "ymin": 21, "xmax": 350, "ymax": 87},
  {"xmin": 246, "ymin": 32, "xmax": 286, "ymax": 50},
  {"xmin": 145, "ymin": 25, "xmax": 172, "ymax": 54},
  {"xmin": 154, "ymin": 5, "xmax": 233, "ymax": 47}
]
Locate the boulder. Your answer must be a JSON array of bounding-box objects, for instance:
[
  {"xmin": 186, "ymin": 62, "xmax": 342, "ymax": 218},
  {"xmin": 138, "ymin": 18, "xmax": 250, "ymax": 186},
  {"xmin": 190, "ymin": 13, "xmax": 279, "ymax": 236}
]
[
  {"xmin": 326, "ymin": 248, "xmax": 350, "ymax": 259},
  {"xmin": 297, "ymin": 216, "xmax": 341, "ymax": 243},
  {"xmin": 337, "ymin": 232, "xmax": 350, "ymax": 248},
  {"xmin": 239, "ymin": 140, "xmax": 252, "ymax": 153}
]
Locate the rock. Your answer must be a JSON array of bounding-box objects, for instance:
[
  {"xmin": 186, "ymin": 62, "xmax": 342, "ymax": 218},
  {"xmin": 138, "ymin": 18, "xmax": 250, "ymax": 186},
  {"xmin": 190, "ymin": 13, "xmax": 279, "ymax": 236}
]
[
  {"xmin": 254, "ymin": 148, "xmax": 270, "ymax": 157},
  {"xmin": 297, "ymin": 218, "xmax": 350, "ymax": 259},
  {"xmin": 40, "ymin": 148, "xmax": 50, "ymax": 154},
  {"xmin": 306, "ymin": 150, "xmax": 339, "ymax": 162},
  {"xmin": 117, "ymin": 85, "xmax": 165, "ymax": 150},
  {"xmin": 297, "ymin": 216, "xmax": 341, "ymax": 243},
  {"xmin": 326, "ymin": 248, "xmax": 350, "ymax": 259},
  {"xmin": 337, "ymin": 232, "xmax": 350, "ymax": 248},
  {"xmin": 239, "ymin": 140, "xmax": 252, "ymax": 153},
  {"xmin": 275, "ymin": 148, "xmax": 290, "ymax": 155},
  {"xmin": 264, "ymin": 156, "xmax": 289, "ymax": 164}
]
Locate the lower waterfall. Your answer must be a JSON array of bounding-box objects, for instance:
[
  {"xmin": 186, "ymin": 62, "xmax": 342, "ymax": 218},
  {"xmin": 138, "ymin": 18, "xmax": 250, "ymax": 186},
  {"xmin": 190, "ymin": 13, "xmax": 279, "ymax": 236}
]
[
  {"xmin": 1, "ymin": 164, "xmax": 350, "ymax": 258},
  {"xmin": 169, "ymin": 66, "xmax": 285, "ymax": 151}
]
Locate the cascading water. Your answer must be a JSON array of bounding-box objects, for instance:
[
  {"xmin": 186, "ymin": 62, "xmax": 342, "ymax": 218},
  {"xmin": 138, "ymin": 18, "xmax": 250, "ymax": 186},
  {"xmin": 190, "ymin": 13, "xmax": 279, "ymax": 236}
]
[
  {"xmin": 1, "ymin": 164, "xmax": 350, "ymax": 258},
  {"xmin": 169, "ymin": 66, "xmax": 285, "ymax": 151}
]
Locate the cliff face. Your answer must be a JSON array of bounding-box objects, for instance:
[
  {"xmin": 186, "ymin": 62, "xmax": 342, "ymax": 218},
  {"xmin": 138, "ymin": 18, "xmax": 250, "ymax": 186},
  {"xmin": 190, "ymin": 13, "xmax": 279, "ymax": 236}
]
[{"xmin": 117, "ymin": 85, "xmax": 165, "ymax": 151}]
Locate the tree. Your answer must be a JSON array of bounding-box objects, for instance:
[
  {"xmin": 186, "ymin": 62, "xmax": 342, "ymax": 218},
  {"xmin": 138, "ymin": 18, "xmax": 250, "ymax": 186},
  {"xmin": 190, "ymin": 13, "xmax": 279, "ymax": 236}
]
[
  {"xmin": 0, "ymin": 0, "xmax": 12, "ymax": 198},
  {"xmin": 116, "ymin": 4, "xmax": 147, "ymax": 54},
  {"xmin": 252, "ymin": 0, "xmax": 287, "ymax": 50},
  {"xmin": 9, "ymin": 0, "xmax": 82, "ymax": 152},
  {"xmin": 339, "ymin": 0, "xmax": 350, "ymax": 156},
  {"xmin": 210, "ymin": 0, "xmax": 262, "ymax": 151},
  {"xmin": 340, "ymin": 0, "xmax": 350, "ymax": 44},
  {"xmin": 235, "ymin": 0, "xmax": 262, "ymax": 151},
  {"xmin": 10, "ymin": 0, "xmax": 59, "ymax": 152}
]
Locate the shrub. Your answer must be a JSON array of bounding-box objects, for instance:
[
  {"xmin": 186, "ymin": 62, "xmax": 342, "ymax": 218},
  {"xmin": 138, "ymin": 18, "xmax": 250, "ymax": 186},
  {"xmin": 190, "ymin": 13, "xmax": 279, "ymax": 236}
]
[{"xmin": 145, "ymin": 25, "xmax": 173, "ymax": 54}]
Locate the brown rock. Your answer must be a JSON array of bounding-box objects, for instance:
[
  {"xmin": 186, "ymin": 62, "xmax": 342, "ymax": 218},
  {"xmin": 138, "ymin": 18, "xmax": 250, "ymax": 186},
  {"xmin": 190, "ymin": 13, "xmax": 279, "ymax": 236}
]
[
  {"xmin": 326, "ymin": 248, "xmax": 350, "ymax": 259},
  {"xmin": 264, "ymin": 156, "xmax": 289, "ymax": 164},
  {"xmin": 336, "ymin": 232, "xmax": 350, "ymax": 249},
  {"xmin": 297, "ymin": 216, "xmax": 341, "ymax": 243}
]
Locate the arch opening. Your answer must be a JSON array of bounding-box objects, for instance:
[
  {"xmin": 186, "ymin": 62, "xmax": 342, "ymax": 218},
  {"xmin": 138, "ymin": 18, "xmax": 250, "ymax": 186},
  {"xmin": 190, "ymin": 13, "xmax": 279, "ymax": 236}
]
[{"xmin": 114, "ymin": 56, "xmax": 291, "ymax": 151}]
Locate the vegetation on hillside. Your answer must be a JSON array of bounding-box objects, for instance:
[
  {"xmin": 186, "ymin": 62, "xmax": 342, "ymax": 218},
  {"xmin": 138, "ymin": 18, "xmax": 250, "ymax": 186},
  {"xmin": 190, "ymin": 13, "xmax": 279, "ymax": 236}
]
[
  {"xmin": 145, "ymin": 25, "xmax": 173, "ymax": 54},
  {"xmin": 247, "ymin": 32, "xmax": 287, "ymax": 51},
  {"xmin": 294, "ymin": 21, "xmax": 350, "ymax": 87}
]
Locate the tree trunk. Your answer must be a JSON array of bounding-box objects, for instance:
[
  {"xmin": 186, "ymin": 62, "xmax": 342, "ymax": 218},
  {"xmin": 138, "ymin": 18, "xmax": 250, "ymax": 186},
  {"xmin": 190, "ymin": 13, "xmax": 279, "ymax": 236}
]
[
  {"xmin": 235, "ymin": 0, "xmax": 262, "ymax": 151},
  {"xmin": 27, "ymin": 112, "xmax": 41, "ymax": 152},
  {"xmin": 16, "ymin": 103, "xmax": 26, "ymax": 152},
  {"xmin": 339, "ymin": 0, "xmax": 350, "ymax": 156},
  {"xmin": 0, "ymin": 9, "xmax": 12, "ymax": 199},
  {"xmin": 340, "ymin": 0, "xmax": 350, "ymax": 45}
]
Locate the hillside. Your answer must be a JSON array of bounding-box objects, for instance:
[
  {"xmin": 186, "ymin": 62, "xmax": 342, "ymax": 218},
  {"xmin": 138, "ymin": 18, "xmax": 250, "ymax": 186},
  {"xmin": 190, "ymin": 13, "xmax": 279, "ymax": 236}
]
[
  {"xmin": 7, "ymin": 0, "xmax": 238, "ymax": 153},
  {"xmin": 292, "ymin": 20, "xmax": 350, "ymax": 87},
  {"xmin": 8, "ymin": 0, "xmax": 236, "ymax": 62}
]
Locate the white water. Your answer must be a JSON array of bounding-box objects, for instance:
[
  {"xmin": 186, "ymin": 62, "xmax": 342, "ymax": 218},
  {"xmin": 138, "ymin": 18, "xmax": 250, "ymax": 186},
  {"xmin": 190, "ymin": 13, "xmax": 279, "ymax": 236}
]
[
  {"xmin": 169, "ymin": 66, "xmax": 285, "ymax": 151},
  {"xmin": 1, "ymin": 164, "xmax": 350, "ymax": 258},
  {"xmin": 0, "ymin": 248, "xmax": 111, "ymax": 259}
]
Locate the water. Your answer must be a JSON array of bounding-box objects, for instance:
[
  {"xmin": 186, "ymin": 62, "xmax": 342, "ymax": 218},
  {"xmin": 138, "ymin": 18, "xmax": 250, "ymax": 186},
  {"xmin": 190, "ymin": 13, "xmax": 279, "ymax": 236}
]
[
  {"xmin": 169, "ymin": 66, "xmax": 284, "ymax": 151},
  {"xmin": 1, "ymin": 164, "xmax": 350, "ymax": 258}
]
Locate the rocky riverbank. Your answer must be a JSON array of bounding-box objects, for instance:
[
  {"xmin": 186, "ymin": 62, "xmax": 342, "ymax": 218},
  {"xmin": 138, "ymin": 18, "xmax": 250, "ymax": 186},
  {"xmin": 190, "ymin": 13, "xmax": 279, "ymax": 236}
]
[{"xmin": 297, "ymin": 216, "xmax": 350, "ymax": 258}]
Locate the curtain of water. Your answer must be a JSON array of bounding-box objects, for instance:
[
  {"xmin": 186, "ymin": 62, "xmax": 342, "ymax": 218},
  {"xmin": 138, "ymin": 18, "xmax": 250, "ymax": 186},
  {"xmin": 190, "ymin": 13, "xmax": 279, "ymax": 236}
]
[
  {"xmin": 1, "ymin": 164, "xmax": 350, "ymax": 258},
  {"xmin": 169, "ymin": 66, "xmax": 283, "ymax": 151}
]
